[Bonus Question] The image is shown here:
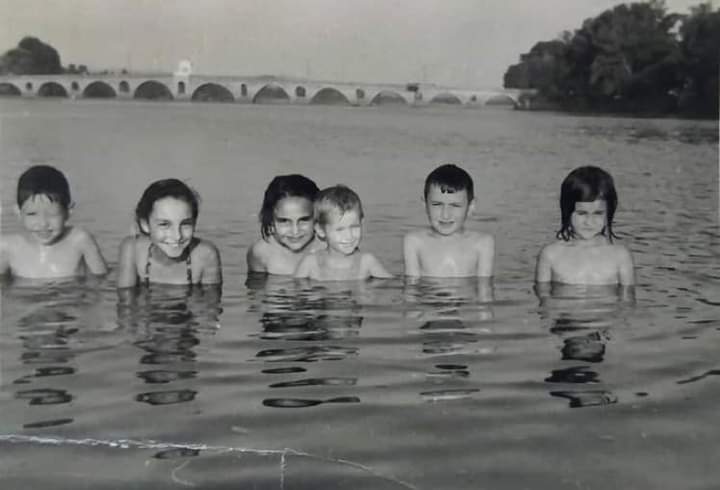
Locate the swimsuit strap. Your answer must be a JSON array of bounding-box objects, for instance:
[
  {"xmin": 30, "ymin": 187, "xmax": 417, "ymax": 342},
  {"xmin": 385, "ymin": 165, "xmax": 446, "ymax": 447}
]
[{"xmin": 144, "ymin": 241, "xmax": 194, "ymax": 286}]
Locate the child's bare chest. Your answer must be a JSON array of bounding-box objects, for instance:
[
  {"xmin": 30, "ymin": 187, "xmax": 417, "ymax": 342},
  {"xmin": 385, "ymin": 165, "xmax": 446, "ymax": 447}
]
[
  {"xmin": 419, "ymin": 240, "xmax": 477, "ymax": 275},
  {"xmin": 12, "ymin": 241, "xmax": 83, "ymax": 278},
  {"xmin": 552, "ymin": 248, "xmax": 619, "ymax": 284}
]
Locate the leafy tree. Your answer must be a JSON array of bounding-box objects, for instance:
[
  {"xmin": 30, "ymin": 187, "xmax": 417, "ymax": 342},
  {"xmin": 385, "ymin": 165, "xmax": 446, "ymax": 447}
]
[
  {"xmin": 0, "ymin": 37, "xmax": 62, "ymax": 74},
  {"xmin": 678, "ymin": 3, "xmax": 720, "ymax": 115},
  {"xmin": 503, "ymin": 1, "xmax": 719, "ymax": 116}
]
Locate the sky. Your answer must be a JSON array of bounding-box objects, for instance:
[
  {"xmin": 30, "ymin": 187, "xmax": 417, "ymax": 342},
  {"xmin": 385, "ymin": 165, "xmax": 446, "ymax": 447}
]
[{"xmin": 0, "ymin": 0, "xmax": 709, "ymax": 89}]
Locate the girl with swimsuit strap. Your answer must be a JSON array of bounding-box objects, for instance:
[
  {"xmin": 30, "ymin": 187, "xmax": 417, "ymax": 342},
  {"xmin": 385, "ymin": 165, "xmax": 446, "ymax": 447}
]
[{"xmin": 117, "ymin": 179, "xmax": 222, "ymax": 288}]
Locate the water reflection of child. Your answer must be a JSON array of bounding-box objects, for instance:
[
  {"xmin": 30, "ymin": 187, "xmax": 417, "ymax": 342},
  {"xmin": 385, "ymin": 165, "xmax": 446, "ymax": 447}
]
[
  {"xmin": 117, "ymin": 179, "xmax": 222, "ymax": 288},
  {"xmin": 247, "ymin": 174, "xmax": 325, "ymax": 275},
  {"xmin": 535, "ymin": 166, "xmax": 635, "ymax": 298}
]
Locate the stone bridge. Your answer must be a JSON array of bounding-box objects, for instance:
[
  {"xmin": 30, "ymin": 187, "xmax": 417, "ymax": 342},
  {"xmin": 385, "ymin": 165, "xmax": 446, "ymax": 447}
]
[{"xmin": 0, "ymin": 73, "xmax": 534, "ymax": 108}]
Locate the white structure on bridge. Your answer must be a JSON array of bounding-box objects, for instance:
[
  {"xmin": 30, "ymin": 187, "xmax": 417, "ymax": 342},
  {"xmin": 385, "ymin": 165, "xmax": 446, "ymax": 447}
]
[{"xmin": 0, "ymin": 68, "xmax": 534, "ymax": 108}]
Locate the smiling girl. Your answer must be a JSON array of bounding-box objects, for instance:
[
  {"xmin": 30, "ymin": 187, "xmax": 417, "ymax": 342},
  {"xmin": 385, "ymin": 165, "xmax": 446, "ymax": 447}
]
[
  {"xmin": 535, "ymin": 166, "xmax": 635, "ymax": 286},
  {"xmin": 117, "ymin": 179, "xmax": 221, "ymax": 288},
  {"xmin": 247, "ymin": 174, "xmax": 324, "ymax": 275}
]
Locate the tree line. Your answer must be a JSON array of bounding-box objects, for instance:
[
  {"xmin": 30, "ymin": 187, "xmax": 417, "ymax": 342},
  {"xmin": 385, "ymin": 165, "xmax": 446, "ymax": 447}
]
[
  {"xmin": 0, "ymin": 36, "xmax": 88, "ymax": 75},
  {"xmin": 503, "ymin": 1, "xmax": 719, "ymax": 118}
]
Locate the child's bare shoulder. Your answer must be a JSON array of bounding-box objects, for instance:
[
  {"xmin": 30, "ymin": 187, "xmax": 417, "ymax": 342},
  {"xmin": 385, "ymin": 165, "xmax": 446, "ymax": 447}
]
[
  {"xmin": 538, "ymin": 240, "xmax": 566, "ymax": 261},
  {"xmin": 403, "ymin": 228, "xmax": 433, "ymax": 245},
  {"xmin": 467, "ymin": 230, "xmax": 494, "ymax": 247},
  {"xmin": 193, "ymin": 238, "xmax": 220, "ymax": 260}
]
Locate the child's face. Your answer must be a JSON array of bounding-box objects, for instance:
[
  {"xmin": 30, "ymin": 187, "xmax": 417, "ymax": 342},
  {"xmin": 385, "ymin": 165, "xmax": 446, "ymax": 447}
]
[
  {"xmin": 571, "ymin": 199, "xmax": 607, "ymax": 240},
  {"xmin": 272, "ymin": 196, "xmax": 315, "ymax": 252},
  {"xmin": 17, "ymin": 194, "xmax": 69, "ymax": 245},
  {"xmin": 142, "ymin": 197, "xmax": 196, "ymax": 258},
  {"xmin": 316, "ymin": 209, "xmax": 362, "ymax": 256},
  {"xmin": 424, "ymin": 185, "xmax": 473, "ymax": 236}
]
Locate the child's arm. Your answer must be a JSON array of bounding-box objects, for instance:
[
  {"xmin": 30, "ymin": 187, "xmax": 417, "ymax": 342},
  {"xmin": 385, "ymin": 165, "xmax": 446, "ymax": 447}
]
[
  {"xmin": 618, "ymin": 246, "xmax": 635, "ymax": 286},
  {"xmin": 476, "ymin": 234, "xmax": 495, "ymax": 277},
  {"xmin": 0, "ymin": 237, "xmax": 10, "ymax": 278},
  {"xmin": 294, "ymin": 254, "xmax": 313, "ymax": 279},
  {"xmin": 117, "ymin": 236, "xmax": 138, "ymax": 288},
  {"xmin": 246, "ymin": 241, "xmax": 267, "ymax": 273},
  {"xmin": 365, "ymin": 253, "xmax": 393, "ymax": 279},
  {"xmin": 79, "ymin": 229, "xmax": 109, "ymax": 275},
  {"xmin": 535, "ymin": 244, "xmax": 553, "ymax": 283},
  {"xmin": 403, "ymin": 233, "xmax": 421, "ymax": 276},
  {"xmin": 199, "ymin": 241, "xmax": 223, "ymax": 285}
]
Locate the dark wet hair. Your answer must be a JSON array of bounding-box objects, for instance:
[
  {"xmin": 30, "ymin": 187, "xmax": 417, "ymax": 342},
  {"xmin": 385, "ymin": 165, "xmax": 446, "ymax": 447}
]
[
  {"xmin": 259, "ymin": 174, "xmax": 319, "ymax": 240},
  {"xmin": 424, "ymin": 164, "xmax": 474, "ymax": 202},
  {"xmin": 16, "ymin": 165, "xmax": 72, "ymax": 210},
  {"xmin": 315, "ymin": 184, "xmax": 364, "ymax": 226},
  {"xmin": 557, "ymin": 166, "xmax": 618, "ymax": 241},
  {"xmin": 135, "ymin": 178, "xmax": 200, "ymax": 234}
]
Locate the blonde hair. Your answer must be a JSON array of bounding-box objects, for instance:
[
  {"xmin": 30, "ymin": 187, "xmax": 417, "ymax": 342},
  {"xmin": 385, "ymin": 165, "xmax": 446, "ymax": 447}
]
[{"xmin": 314, "ymin": 185, "xmax": 364, "ymax": 226}]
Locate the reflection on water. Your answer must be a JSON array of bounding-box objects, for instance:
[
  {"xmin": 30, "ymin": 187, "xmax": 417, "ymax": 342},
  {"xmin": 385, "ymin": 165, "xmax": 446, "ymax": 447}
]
[
  {"xmin": 405, "ymin": 277, "xmax": 494, "ymax": 402},
  {"xmin": 117, "ymin": 285, "xmax": 222, "ymax": 407},
  {"xmin": 537, "ymin": 282, "xmax": 633, "ymax": 408},
  {"xmin": 247, "ymin": 274, "xmax": 363, "ymax": 408}
]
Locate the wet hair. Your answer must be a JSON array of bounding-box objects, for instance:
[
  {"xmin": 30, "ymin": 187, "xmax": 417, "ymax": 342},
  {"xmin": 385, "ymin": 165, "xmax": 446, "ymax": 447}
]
[
  {"xmin": 16, "ymin": 165, "xmax": 72, "ymax": 210},
  {"xmin": 557, "ymin": 166, "xmax": 618, "ymax": 241},
  {"xmin": 134, "ymin": 178, "xmax": 200, "ymax": 234},
  {"xmin": 314, "ymin": 184, "xmax": 364, "ymax": 227},
  {"xmin": 259, "ymin": 174, "xmax": 319, "ymax": 240},
  {"xmin": 424, "ymin": 164, "xmax": 474, "ymax": 202}
]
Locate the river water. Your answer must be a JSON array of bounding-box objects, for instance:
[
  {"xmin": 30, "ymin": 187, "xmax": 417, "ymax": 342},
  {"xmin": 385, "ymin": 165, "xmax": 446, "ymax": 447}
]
[{"xmin": 0, "ymin": 97, "xmax": 718, "ymax": 489}]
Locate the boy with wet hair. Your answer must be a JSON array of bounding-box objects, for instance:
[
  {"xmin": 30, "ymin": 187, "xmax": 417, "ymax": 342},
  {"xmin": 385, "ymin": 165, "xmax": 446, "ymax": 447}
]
[
  {"xmin": 294, "ymin": 184, "xmax": 392, "ymax": 281},
  {"xmin": 0, "ymin": 165, "xmax": 108, "ymax": 280},
  {"xmin": 403, "ymin": 163, "xmax": 494, "ymax": 277}
]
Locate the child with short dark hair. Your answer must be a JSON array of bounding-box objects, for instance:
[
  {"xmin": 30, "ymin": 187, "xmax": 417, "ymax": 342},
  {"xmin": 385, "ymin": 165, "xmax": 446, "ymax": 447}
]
[
  {"xmin": 0, "ymin": 165, "xmax": 108, "ymax": 279},
  {"xmin": 117, "ymin": 178, "xmax": 221, "ymax": 287},
  {"xmin": 247, "ymin": 174, "xmax": 324, "ymax": 275},
  {"xmin": 403, "ymin": 163, "xmax": 494, "ymax": 277},
  {"xmin": 294, "ymin": 184, "xmax": 392, "ymax": 281}
]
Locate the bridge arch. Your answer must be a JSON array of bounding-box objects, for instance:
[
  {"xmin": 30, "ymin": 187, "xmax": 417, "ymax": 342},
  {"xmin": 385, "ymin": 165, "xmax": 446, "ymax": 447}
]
[
  {"xmin": 134, "ymin": 81, "xmax": 173, "ymax": 100},
  {"xmin": 370, "ymin": 90, "xmax": 407, "ymax": 105},
  {"xmin": 253, "ymin": 84, "xmax": 290, "ymax": 104},
  {"xmin": 309, "ymin": 87, "xmax": 350, "ymax": 105},
  {"xmin": 0, "ymin": 83, "xmax": 21, "ymax": 96},
  {"xmin": 38, "ymin": 82, "xmax": 68, "ymax": 97},
  {"xmin": 485, "ymin": 94, "xmax": 516, "ymax": 106},
  {"xmin": 83, "ymin": 81, "xmax": 117, "ymax": 98},
  {"xmin": 191, "ymin": 83, "xmax": 234, "ymax": 102},
  {"xmin": 430, "ymin": 92, "xmax": 462, "ymax": 105}
]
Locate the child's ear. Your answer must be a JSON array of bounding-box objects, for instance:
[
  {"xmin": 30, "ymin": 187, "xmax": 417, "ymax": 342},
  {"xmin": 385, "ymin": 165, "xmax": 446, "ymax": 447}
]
[
  {"xmin": 139, "ymin": 219, "xmax": 151, "ymax": 235},
  {"xmin": 13, "ymin": 204, "xmax": 21, "ymax": 219},
  {"xmin": 66, "ymin": 202, "xmax": 75, "ymax": 217},
  {"xmin": 314, "ymin": 223, "xmax": 326, "ymax": 240},
  {"xmin": 468, "ymin": 198, "xmax": 476, "ymax": 215}
]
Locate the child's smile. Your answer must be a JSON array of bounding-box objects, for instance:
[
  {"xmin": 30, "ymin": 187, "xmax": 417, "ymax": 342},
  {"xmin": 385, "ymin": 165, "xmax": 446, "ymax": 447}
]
[
  {"xmin": 272, "ymin": 197, "xmax": 315, "ymax": 252},
  {"xmin": 19, "ymin": 194, "xmax": 69, "ymax": 246},
  {"xmin": 143, "ymin": 197, "xmax": 196, "ymax": 259},
  {"xmin": 319, "ymin": 209, "xmax": 362, "ymax": 256}
]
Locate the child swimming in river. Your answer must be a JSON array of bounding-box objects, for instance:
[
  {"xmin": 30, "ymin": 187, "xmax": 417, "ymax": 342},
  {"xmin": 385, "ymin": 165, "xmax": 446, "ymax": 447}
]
[
  {"xmin": 294, "ymin": 184, "xmax": 392, "ymax": 281},
  {"xmin": 247, "ymin": 174, "xmax": 324, "ymax": 275},
  {"xmin": 403, "ymin": 164, "xmax": 495, "ymax": 277},
  {"xmin": 0, "ymin": 165, "xmax": 108, "ymax": 280},
  {"xmin": 117, "ymin": 178, "xmax": 222, "ymax": 287},
  {"xmin": 535, "ymin": 166, "xmax": 635, "ymax": 286}
]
